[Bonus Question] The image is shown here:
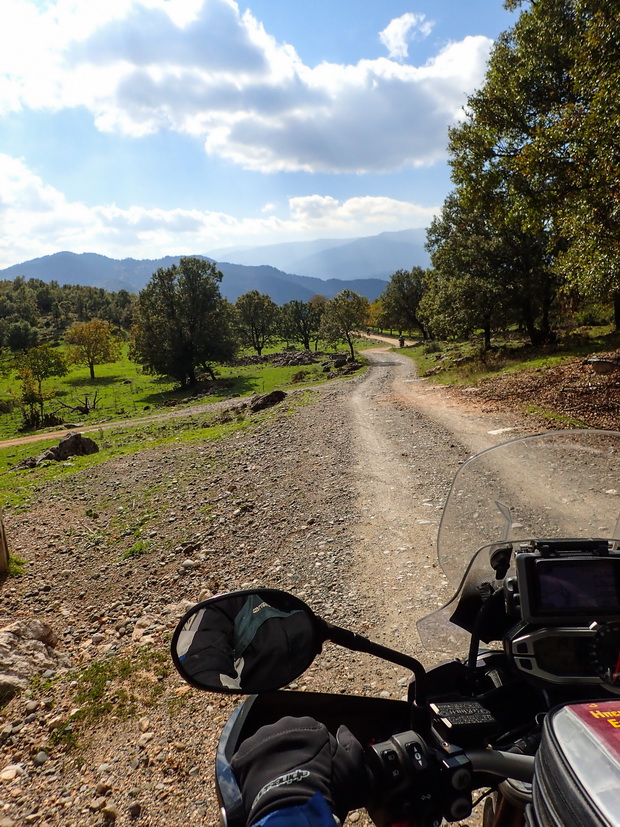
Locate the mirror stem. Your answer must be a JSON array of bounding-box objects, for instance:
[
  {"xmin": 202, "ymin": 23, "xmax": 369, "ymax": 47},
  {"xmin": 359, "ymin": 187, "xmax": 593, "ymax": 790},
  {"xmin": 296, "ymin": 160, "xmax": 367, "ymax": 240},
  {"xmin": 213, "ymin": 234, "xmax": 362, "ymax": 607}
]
[{"xmin": 323, "ymin": 622, "xmax": 427, "ymax": 704}]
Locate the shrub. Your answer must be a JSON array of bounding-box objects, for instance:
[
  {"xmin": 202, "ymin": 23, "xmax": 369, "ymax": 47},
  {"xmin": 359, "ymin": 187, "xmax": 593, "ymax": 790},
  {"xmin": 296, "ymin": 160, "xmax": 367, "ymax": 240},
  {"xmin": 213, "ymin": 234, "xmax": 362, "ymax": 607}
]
[
  {"xmin": 291, "ymin": 369, "xmax": 310, "ymax": 382},
  {"xmin": 123, "ymin": 540, "xmax": 150, "ymax": 559}
]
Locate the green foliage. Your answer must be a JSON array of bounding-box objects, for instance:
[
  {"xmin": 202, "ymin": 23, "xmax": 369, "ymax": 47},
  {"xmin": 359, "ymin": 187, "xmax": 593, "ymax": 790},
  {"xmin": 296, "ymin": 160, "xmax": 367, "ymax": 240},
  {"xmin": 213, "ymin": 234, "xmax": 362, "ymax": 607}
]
[
  {"xmin": 406, "ymin": 326, "xmax": 620, "ymax": 385},
  {"xmin": 571, "ymin": 301, "xmax": 614, "ymax": 328},
  {"xmin": 367, "ymin": 299, "xmax": 385, "ymax": 331},
  {"xmin": 236, "ymin": 290, "xmax": 280, "ymax": 356},
  {"xmin": 424, "ymin": 191, "xmax": 520, "ymax": 348},
  {"xmin": 279, "ymin": 298, "xmax": 324, "ymax": 350},
  {"xmin": 380, "ymin": 268, "xmax": 429, "ymax": 338},
  {"xmin": 499, "ymin": 0, "xmax": 620, "ymax": 303},
  {"xmin": 46, "ymin": 648, "xmax": 172, "ymax": 747},
  {"xmin": 319, "ymin": 290, "xmax": 370, "ymax": 359},
  {"xmin": 18, "ymin": 344, "xmax": 68, "ymax": 387},
  {"xmin": 123, "ymin": 539, "xmax": 150, "ymax": 559},
  {"xmin": 0, "ymin": 277, "xmax": 135, "ymax": 348},
  {"xmin": 6, "ymin": 319, "xmax": 38, "ymax": 351},
  {"xmin": 7, "ymin": 552, "xmax": 25, "ymax": 576},
  {"xmin": 0, "ymin": 340, "xmax": 351, "ymax": 440},
  {"xmin": 15, "ymin": 344, "xmax": 68, "ymax": 428},
  {"xmin": 65, "ymin": 319, "xmax": 122, "ymax": 380},
  {"xmin": 434, "ymin": 0, "xmax": 620, "ymax": 340},
  {"xmin": 0, "ymin": 344, "xmax": 171, "ymax": 436},
  {"xmin": 131, "ymin": 257, "xmax": 237, "ymax": 387},
  {"xmin": 0, "ymin": 355, "xmax": 352, "ymax": 512},
  {"xmin": 0, "ymin": 349, "xmax": 15, "ymax": 378}
]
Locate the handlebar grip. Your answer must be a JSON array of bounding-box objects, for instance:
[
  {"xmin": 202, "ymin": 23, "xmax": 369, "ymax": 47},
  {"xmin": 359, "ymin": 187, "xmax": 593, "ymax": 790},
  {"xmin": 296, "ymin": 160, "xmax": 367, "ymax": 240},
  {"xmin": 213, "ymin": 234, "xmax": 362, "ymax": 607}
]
[{"xmin": 466, "ymin": 749, "xmax": 535, "ymax": 783}]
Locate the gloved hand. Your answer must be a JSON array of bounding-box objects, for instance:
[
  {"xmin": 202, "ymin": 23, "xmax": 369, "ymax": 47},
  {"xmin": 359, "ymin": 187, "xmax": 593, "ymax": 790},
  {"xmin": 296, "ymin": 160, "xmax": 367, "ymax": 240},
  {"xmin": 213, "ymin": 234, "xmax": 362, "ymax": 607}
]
[{"xmin": 230, "ymin": 715, "xmax": 373, "ymax": 826}]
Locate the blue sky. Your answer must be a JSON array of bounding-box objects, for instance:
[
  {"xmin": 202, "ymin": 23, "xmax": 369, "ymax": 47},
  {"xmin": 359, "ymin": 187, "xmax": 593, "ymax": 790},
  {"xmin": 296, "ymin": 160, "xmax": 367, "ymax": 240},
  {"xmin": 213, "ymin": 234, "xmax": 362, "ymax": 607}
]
[{"xmin": 0, "ymin": 0, "xmax": 518, "ymax": 268}]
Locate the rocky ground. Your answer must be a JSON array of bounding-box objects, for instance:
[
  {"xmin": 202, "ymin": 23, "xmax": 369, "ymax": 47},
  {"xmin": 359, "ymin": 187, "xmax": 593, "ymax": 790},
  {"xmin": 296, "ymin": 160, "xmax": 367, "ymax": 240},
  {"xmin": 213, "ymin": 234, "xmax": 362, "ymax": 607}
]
[
  {"xmin": 0, "ymin": 380, "xmax": 379, "ymax": 827},
  {"xmin": 453, "ymin": 349, "xmax": 620, "ymax": 431},
  {"xmin": 0, "ymin": 345, "xmax": 618, "ymax": 827}
]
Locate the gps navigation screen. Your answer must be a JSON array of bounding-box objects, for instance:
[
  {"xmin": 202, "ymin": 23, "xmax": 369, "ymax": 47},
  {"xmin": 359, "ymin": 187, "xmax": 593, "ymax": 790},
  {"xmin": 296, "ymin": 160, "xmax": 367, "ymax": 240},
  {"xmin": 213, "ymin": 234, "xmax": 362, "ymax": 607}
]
[{"xmin": 535, "ymin": 559, "xmax": 620, "ymax": 614}]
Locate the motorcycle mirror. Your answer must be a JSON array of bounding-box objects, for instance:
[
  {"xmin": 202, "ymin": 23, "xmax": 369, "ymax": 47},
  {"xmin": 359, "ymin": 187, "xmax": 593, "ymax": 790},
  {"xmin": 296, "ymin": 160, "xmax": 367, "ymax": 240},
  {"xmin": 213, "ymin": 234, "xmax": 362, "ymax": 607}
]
[
  {"xmin": 489, "ymin": 544, "xmax": 513, "ymax": 580},
  {"xmin": 170, "ymin": 589, "xmax": 325, "ymax": 694}
]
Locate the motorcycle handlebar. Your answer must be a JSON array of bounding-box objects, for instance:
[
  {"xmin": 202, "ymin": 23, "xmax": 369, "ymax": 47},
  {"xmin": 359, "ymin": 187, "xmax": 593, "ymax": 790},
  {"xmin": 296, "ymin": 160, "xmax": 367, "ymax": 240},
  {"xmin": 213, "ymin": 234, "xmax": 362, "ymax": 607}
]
[
  {"xmin": 466, "ymin": 749, "xmax": 534, "ymax": 783},
  {"xmin": 366, "ymin": 731, "xmax": 535, "ymax": 825}
]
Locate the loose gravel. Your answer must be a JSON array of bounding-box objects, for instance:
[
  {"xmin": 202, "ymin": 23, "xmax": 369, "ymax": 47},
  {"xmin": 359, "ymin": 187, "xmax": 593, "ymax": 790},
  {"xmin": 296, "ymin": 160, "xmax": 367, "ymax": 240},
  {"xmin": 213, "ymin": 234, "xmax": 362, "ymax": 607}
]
[{"xmin": 0, "ymin": 348, "xmax": 537, "ymax": 826}]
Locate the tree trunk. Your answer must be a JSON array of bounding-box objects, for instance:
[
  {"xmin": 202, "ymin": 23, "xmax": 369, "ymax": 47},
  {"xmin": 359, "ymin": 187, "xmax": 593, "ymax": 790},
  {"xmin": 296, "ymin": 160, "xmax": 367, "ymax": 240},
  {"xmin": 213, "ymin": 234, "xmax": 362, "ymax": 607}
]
[
  {"xmin": 483, "ymin": 320, "xmax": 492, "ymax": 351},
  {"xmin": 0, "ymin": 510, "xmax": 8, "ymax": 574},
  {"xmin": 614, "ymin": 290, "xmax": 620, "ymax": 331},
  {"xmin": 89, "ymin": 363, "xmax": 95, "ymax": 380},
  {"xmin": 521, "ymin": 299, "xmax": 542, "ymax": 346},
  {"xmin": 539, "ymin": 277, "xmax": 553, "ymax": 342},
  {"xmin": 38, "ymin": 379, "xmax": 45, "ymax": 422},
  {"xmin": 346, "ymin": 335, "xmax": 355, "ymax": 360}
]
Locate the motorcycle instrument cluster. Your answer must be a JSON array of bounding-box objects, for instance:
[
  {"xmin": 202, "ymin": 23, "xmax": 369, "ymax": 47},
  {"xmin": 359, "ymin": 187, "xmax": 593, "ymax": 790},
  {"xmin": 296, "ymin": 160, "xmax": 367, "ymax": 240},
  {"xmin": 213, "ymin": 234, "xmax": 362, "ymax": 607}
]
[{"xmin": 507, "ymin": 543, "xmax": 620, "ymax": 690}]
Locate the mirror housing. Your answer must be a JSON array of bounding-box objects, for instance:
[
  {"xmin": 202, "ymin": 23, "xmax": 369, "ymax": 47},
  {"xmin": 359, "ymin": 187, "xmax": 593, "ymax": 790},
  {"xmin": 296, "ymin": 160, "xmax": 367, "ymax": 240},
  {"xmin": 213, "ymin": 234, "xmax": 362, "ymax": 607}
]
[{"xmin": 171, "ymin": 589, "xmax": 325, "ymax": 694}]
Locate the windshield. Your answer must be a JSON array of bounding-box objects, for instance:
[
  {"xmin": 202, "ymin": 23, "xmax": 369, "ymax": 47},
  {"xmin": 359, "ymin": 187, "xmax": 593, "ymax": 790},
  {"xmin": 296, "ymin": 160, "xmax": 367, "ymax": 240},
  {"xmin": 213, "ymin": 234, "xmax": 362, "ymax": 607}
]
[{"xmin": 418, "ymin": 430, "xmax": 620, "ymax": 653}]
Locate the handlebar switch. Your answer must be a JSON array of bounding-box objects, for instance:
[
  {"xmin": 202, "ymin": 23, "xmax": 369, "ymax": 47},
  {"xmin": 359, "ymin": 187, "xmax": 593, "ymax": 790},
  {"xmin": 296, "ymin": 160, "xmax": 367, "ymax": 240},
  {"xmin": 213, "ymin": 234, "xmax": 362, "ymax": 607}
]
[
  {"xmin": 366, "ymin": 730, "xmax": 441, "ymax": 826},
  {"xmin": 404, "ymin": 738, "xmax": 428, "ymax": 770},
  {"xmin": 504, "ymin": 576, "xmax": 520, "ymax": 617},
  {"xmin": 437, "ymin": 744, "xmax": 473, "ymax": 822}
]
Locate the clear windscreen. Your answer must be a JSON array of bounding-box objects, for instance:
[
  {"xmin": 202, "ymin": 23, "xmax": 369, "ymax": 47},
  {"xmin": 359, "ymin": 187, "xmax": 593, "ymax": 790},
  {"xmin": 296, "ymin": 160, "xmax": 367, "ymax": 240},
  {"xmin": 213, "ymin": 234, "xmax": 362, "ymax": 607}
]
[{"xmin": 418, "ymin": 430, "xmax": 620, "ymax": 654}]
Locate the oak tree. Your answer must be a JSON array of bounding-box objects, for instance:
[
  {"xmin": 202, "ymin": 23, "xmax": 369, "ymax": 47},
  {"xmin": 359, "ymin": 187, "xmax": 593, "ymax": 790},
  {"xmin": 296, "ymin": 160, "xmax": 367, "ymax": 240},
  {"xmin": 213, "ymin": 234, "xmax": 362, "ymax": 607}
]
[
  {"xmin": 280, "ymin": 299, "xmax": 324, "ymax": 351},
  {"xmin": 131, "ymin": 258, "xmax": 236, "ymax": 386},
  {"xmin": 236, "ymin": 291, "xmax": 280, "ymax": 356},
  {"xmin": 319, "ymin": 290, "xmax": 369, "ymax": 360},
  {"xmin": 66, "ymin": 319, "xmax": 122, "ymax": 379},
  {"xmin": 380, "ymin": 268, "xmax": 429, "ymax": 339},
  {"xmin": 16, "ymin": 344, "xmax": 68, "ymax": 427}
]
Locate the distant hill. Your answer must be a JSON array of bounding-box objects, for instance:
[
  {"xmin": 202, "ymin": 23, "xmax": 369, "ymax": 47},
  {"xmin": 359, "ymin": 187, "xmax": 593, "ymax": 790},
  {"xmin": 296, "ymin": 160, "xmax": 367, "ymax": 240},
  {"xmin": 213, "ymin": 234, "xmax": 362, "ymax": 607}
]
[
  {"xmin": 0, "ymin": 252, "xmax": 389, "ymax": 304},
  {"xmin": 207, "ymin": 228, "xmax": 430, "ymax": 279}
]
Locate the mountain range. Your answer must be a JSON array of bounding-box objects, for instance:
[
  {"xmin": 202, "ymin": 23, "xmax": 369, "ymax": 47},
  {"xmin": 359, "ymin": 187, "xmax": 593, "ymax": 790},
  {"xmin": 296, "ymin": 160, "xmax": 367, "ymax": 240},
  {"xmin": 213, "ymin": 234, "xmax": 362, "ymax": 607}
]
[
  {"xmin": 0, "ymin": 228, "xmax": 430, "ymax": 304},
  {"xmin": 207, "ymin": 227, "xmax": 429, "ymax": 280}
]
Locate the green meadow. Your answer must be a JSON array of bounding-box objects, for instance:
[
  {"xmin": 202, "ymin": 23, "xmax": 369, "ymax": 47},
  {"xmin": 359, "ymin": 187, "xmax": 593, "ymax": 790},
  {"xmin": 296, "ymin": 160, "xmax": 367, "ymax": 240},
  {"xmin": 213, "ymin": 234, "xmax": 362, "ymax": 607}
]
[{"xmin": 0, "ymin": 341, "xmax": 366, "ymax": 441}]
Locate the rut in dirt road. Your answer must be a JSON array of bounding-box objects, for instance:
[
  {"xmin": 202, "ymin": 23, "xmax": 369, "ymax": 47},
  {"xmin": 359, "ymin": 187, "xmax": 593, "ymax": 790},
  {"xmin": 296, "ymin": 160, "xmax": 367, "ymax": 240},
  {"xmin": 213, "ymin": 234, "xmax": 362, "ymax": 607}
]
[{"xmin": 348, "ymin": 347, "xmax": 531, "ymax": 661}]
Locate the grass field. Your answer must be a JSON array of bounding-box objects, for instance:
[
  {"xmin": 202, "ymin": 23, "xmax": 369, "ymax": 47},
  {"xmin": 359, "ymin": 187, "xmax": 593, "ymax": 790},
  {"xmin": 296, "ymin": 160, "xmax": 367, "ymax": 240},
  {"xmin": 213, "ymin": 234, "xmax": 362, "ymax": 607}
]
[
  {"xmin": 0, "ymin": 404, "xmax": 258, "ymax": 512},
  {"xmin": 0, "ymin": 341, "xmax": 366, "ymax": 440}
]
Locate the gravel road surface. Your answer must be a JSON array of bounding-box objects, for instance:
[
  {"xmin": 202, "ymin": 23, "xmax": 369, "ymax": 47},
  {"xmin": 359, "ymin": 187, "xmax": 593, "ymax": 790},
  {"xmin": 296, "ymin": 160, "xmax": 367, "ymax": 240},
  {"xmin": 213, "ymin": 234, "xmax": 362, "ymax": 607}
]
[{"xmin": 0, "ymin": 347, "xmax": 533, "ymax": 826}]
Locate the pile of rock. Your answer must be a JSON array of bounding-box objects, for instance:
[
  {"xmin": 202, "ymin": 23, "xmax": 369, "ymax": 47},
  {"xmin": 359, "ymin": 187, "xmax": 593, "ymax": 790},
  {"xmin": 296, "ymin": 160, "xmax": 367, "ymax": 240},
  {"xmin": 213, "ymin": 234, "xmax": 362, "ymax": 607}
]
[
  {"xmin": 231, "ymin": 350, "xmax": 323, "ymax": 367},
  {"xmin": 322, "ymin": 354, "xmax": 362, "ymax": 376},
  {"xmin": 13, "ymin": 433, "xmax": 99, "ymax": 471},
  {"xmin": 0, "ymin": 619, "xmax": 68, "ymax": 705}
]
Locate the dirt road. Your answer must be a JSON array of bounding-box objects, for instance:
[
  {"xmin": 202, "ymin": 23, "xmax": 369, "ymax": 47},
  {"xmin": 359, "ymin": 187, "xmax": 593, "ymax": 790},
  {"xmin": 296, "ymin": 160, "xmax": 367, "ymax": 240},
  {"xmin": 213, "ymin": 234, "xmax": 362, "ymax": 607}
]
[
  {"xmin": 348, "ymin": 346, "xmax": 529, "ymax": 657},
  {"xmin": 0, "ymin": 346, "xmax": 540, "ymax": 826}
]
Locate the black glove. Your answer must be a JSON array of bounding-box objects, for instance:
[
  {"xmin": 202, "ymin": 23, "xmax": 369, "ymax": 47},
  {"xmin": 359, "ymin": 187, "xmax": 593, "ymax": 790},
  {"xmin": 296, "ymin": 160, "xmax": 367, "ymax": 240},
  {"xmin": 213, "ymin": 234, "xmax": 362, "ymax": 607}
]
[{"xmin": 230, "ymin": 715, "xmax": 372, "ymax": 825}]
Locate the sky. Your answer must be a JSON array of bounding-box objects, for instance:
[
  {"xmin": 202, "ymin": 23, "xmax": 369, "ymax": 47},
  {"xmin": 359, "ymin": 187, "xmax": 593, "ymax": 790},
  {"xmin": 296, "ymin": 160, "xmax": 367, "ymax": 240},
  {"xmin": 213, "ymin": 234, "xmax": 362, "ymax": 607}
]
[{"xmin": 0, "ymin": 0, "xmax": 519, "ymax": 269}]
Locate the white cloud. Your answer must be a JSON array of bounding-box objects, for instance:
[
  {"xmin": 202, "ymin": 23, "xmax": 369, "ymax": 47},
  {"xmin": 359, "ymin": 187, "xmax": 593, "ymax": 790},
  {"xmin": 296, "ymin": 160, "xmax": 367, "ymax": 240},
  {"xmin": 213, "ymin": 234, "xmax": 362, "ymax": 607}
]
[
  {"xmin": 288, "ymin": 194, "xmax": 434, "ymax": 229},
  {"xmin": 0, "ymin": 154, "xmax": 438, "ymax": 268},
  {"xmin": 379, "ymin": 13, "xmax": 434, "ymax": 60},
  {"xmin": 0, "ymin": 0, "xmax": 492, "ymax": 173}
]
